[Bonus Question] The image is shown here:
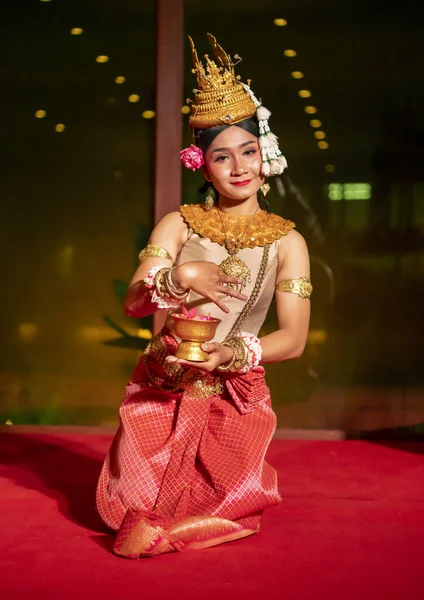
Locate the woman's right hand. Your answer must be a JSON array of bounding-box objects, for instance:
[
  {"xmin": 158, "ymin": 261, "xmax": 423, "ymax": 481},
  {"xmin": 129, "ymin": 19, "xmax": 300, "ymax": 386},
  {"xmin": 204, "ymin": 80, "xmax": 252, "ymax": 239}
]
[{"xmin": 172, "ymin": 261, "xmax": 247, "ymax": 313}]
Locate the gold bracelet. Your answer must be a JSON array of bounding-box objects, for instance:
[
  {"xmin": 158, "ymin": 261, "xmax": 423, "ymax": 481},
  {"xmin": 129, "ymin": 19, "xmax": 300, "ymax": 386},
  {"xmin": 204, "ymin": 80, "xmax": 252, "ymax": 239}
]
[
  {"xmin": 165, "ymin": 267, "xmax": 189, "ymax": 299},
  {"xmin": 216, "ymin": 342, "xmax": 236, "ymax": 372},
  {"xmin": 217, "ymin": 337, "xmax": 249, "ymax": 373},
  {"xmin": 154, "ymin": 267, "xmax": 173, "ymax": 301},
  {"xmin": 138, "ymin": 244, "xmax": 172, "ymax": 265},
  {"xmin": 276, "ymin": 276, "xmax": 313, "ymax": 300},
  {"xmin": 231, "ymin": 337, "xmax": 249, "ymax": 372}
]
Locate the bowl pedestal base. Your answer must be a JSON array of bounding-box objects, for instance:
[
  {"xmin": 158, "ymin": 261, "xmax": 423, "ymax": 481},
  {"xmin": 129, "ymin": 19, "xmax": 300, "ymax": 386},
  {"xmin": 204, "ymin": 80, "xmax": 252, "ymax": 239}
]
[{"xmin": 175, "ymin": 341, "xmax": 208, "ymax": 362}]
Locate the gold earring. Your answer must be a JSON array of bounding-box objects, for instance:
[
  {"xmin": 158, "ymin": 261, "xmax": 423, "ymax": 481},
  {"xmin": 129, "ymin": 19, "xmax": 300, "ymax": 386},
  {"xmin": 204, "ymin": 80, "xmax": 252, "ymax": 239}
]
[
  {"xmin": 260, "ymin": 182, "xmax": 270, "ymax": 197},
  {"xmin": 205, "ymin": 186, "xmax": 215, "ymax": 211}
]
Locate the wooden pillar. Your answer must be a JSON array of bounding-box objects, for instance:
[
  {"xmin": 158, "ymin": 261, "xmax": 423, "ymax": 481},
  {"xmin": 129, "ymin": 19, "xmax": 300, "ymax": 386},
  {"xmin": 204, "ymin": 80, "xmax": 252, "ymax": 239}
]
[
  {"xmin": 154, "ymin": 0, "xmax": 184, "ymax": 223},
  {"xmin": 153, "ymin": 0, "xmax": 184, "ymax": 334}
]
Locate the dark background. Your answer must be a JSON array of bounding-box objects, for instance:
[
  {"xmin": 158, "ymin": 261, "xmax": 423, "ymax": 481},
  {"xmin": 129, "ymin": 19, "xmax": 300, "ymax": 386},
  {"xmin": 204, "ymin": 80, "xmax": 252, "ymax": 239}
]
[{"xmin": 1, "ymin": 0, "xmax": 423, "ymax": 433}]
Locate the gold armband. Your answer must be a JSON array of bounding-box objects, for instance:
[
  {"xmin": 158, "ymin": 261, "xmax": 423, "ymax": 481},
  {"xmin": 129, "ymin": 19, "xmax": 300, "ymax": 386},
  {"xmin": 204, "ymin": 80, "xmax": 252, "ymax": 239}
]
[
  {"xmin": 138, "ymin": 244, "xmax": 173, "ymax": 265},
  {"xmin": 276, "ymin": 276, "xmax": 313, "ymax": 300}
]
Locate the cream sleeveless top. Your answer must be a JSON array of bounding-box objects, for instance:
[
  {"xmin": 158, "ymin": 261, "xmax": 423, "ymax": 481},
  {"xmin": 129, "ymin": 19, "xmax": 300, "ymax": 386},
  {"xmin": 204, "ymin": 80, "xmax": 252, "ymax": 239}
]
[{"xmin": 165, "ymin": 231, "xmax": 281, "ymax": 343}]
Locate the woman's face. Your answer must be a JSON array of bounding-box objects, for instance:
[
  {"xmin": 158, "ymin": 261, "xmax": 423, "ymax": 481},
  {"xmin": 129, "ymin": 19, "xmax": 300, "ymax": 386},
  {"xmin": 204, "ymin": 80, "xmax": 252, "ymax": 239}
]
[{"xmin": 203, "ymin": 126, "xmax": 264, "ymax": 201}]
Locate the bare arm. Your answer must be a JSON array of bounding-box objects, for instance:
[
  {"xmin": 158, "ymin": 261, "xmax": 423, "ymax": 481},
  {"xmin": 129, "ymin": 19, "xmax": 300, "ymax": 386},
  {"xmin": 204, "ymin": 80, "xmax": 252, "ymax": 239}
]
[
  {"xmin": 259, "ymin": 230, "xmax": 311, "ymax": 364},
  {"xmin": 124, "ymin": 210, "xmax": 247, "ymax": 319},
  {"xmin": 123, "ymin": 211, "xmax": 187, "ymax": 318}
]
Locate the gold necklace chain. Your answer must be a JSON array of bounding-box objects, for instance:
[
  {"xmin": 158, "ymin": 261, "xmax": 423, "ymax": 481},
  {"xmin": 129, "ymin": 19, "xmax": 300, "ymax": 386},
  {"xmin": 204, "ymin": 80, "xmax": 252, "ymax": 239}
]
[
  {"xmin": 224, "ymin": 244, "xmax": 270, "ymax": 339},
  {"xmin": 216, "ymin": 205, "xmax": 260, "ymax": 256}
]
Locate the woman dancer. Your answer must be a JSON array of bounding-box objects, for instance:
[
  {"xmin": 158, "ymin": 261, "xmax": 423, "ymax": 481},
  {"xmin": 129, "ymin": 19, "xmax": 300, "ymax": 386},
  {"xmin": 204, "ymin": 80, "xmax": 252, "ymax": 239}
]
[{"xmin": 96, "ymin": 34, "xmax": 312, "ymax": 558}]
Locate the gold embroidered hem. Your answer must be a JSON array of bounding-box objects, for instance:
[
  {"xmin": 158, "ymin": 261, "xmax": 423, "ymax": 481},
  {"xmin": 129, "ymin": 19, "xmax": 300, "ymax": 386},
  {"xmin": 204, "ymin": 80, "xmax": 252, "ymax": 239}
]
[
  {"xmin": 113, "ymin": 509, "xmax": 258, "ymax": 557},
  {"xmin": 184, "ymin": 375, "xmax": 223, "ymax": 399},
  {"xmin": 179, "ymin": 204, "xmax": 295, "ymax": 249},
  {"xmin": 143, "ymin": 331, "xmax": 223, "ymax": 397}
]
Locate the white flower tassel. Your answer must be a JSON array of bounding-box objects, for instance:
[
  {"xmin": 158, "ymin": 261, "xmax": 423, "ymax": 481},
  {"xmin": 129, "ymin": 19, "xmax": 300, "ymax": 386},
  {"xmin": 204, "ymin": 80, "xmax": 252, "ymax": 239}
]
[
  {"xmin": 242, "ymin": 83, "xmax": 288, "ymax": 177},
  {"xmin": 257, "ymin": 105, "xmax": 271, "ymax": 121}
]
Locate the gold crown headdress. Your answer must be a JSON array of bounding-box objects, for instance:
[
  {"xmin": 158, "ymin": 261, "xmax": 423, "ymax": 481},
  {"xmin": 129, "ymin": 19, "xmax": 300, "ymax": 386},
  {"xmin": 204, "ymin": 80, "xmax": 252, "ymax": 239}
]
[{"xmin": 186, "ymin": 33, "xmax": 288, "ymax": 176}]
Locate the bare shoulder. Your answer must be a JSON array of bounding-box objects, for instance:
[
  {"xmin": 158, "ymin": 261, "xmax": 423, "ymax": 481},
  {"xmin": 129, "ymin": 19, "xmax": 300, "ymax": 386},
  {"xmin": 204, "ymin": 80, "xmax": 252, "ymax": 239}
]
[
  {"xmin": 277, "ymin": 229, "xmax": 310, "ymax": 272},
  {"xmin": 144, "ymin": 210, "xmax": 189, "ymax": 261},
  {"xmin": 279, "ymin": 229, "xmax": 308, "ymax": 254},
  {"xmin": 150, "ymin": 210, "xmax": 188, "ymax": 248},
  {"xmin": 155, "ymin": 210, "xmax": 187, "ymax": 230}
]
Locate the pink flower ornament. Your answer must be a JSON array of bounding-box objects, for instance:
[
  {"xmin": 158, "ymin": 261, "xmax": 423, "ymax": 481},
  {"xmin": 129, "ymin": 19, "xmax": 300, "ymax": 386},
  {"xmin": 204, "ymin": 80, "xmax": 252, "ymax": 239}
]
[{"xmin": 180, "ymin": 144, "xmax": 204, "ymax": 171}]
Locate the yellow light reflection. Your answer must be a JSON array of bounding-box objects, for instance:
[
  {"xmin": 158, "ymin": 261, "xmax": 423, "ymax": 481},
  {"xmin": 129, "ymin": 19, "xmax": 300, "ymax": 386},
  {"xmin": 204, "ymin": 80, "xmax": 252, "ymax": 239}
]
[
  {"xmin": 181, "ymin": 105, "xmax": 191, "ymax": 114},
  {"xmin": 283, "ymin": 49, "xmax": 297, "ymax": 57},
  {"xmin": 304, "ymin": 106, "xmax": 318, "ymax": 114},
  {"xmin": 19, "ymin": 323, "xmax": 38, "ymax": 342},
  {"xmin": 326, "ymin": 164, "xmax": 335, "ymax": 173},
  {"xmin": 142, "ymin": 110, "xmax": 156, "ymax": 119},
  {"xmin": 298, "ymin": 90, "xmax": 312, "ymax": 98},
  {"xmin": 5, "ymin": 419, "xmax": 13, "ymax": 426},
  {"xmin": 291, "ymin": 71, "xmax": 304, "ymax": 79},
  {"xmin": 318, "ymin": 141, "xmax": 329, "ymax": 150},
  {"xmin": 77, "ymin": 325, "xmax": 152, "ymax": 343},
  {"xmin": 96, "ymin": 55, "xmax": 109, "ymax": 63},
  {"xmin": 35, "ymin": 110, "xmax": 47, "ymax": 119},
  {"xmin": 71, "ymin": 28, "xmax": 83, "ymax": 35},
  {"xmin": 274, "ymin": 18, "xmax": 288, "ymax": 26},
  {"xmin": 55, "ymin": 123, "xmax": 65, "ymax": 132},
  {"xmin": 78, "ymin": 327, "xmax": 106, "ymax": 343},
  {"xmin": 137, "ymin": 328, "xmax": 153, "ymax": 340},
  {"xmin": 308, "ymin": 329, "xmax": 328, "ymax": 345},
  {"xmin": 309, "ymin": 119, "xmax": 322, "ymax": 128},
  {"xmin": 128, "ymin": 94, "xmax": 140, "ymax": 103},
  {"xmin": 115, "ymin": 76, "xmax": 126, "ymax": 84},
  {"xmin": 314, "ymin": 131, "xmax": 326, "ymax": 140}
]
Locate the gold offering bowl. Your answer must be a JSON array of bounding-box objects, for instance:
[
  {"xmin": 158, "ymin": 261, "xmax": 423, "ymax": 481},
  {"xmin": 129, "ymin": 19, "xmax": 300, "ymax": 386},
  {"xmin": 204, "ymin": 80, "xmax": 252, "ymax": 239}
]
[{"xmin": 172, "ymin": 315, "xmax": 221, "ymax": 362}]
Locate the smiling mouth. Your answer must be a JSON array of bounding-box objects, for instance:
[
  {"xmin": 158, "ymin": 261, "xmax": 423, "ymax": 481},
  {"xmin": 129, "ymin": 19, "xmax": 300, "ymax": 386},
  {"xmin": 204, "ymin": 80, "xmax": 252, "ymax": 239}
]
[{"xmin": 231, "ymin": 179, "xmax": 252, "ymax": 186}]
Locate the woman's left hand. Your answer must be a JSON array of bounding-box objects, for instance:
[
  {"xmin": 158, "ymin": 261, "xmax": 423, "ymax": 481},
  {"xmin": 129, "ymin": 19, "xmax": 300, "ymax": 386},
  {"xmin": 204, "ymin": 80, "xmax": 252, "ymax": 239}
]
[{"xmin": 165, "ymin": 342, "xmax": 233, "ymax": 373}]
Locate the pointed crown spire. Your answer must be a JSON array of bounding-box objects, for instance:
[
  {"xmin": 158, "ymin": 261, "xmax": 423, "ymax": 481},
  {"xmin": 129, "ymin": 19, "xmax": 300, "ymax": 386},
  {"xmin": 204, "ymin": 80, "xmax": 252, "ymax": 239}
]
[{"xmin": 187, "ymin": 33, "xmax": 256, "ymax": 129}]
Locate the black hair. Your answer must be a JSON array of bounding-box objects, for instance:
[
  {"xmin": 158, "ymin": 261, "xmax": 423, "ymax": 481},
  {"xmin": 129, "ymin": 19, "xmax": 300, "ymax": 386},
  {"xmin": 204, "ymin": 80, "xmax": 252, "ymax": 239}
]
[
  {"xmin": 194, "ymin": 116, "xmax": 259, "ymax": 153},
  {"xmin": 195, "ymin": 115, "xmax": 270, "ymax": 212}
]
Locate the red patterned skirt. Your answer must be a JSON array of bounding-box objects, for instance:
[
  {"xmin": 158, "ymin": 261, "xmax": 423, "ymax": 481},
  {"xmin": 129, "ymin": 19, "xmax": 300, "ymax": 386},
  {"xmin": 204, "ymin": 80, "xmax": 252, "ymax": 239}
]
[{"xmin": 96, "ymin": 328, "xmax": 282, "ymax": 557}]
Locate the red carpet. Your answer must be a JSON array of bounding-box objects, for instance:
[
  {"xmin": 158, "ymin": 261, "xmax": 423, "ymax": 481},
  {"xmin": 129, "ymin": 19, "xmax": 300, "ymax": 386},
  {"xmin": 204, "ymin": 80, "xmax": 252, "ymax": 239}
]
[{"xmin": 1, "ymin": 429, "xmax": 424, "ymax": 600}]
